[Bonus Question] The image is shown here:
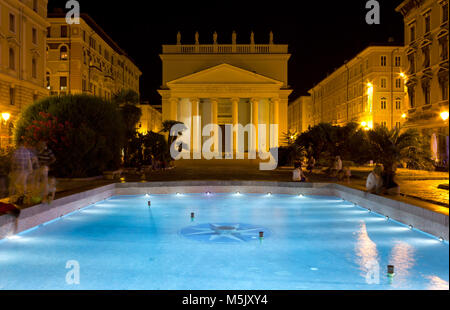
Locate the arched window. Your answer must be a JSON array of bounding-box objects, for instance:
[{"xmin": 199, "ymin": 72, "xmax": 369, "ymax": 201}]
[
  {"xmin": 60, "ymin": 46, "xmax": 68, "ymax": 60},
  {"xmin": 381, "ymin": 98, "xmax": 387, "ymax": 110},
  {"xmin": 9, "ymin": 48, "xmax": 15, "ymax": 70},
  {"xmin": 395, "ymin": 98, "xmax": 402, "ymax": 110}
]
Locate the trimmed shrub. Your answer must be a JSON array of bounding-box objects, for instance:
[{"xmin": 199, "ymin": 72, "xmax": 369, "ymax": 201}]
[{"xmin": 15, "ymin": 95, "xmax": 125, "ymax": 178}]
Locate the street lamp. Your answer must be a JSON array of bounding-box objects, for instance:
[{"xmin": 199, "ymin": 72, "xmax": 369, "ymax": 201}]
[
  {"xmin": 2, "ymin": 113, "xmax": 10, "ymax": 123},
  {"xmin": 441, "ymin": 111, "xmax": 449, "ymax": 121}
]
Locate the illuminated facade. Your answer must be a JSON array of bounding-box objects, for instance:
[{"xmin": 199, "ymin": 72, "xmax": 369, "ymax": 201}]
[
  {"xmin": 308, "ymin": 45, "xmax": 407, "ymax": 131},
  {"xmin": 0, "ymin": 0, "xmax": 49, "ymax": 148},
  {"xmin": 396, "ymin": 0, "xmax": 449, "ymax": 164},
  {"xmin": 158, "ymin": 32, "xmax": 292, "ymax": 156},
  {"xmin": 46, "ymin": 13, "xmax": 141, "ymax": 99},
  {"xmin": 288, "ymin": 96, "xmax": 313, "ymax": 133},
  {"xmin": 137, "ymin": 104, "xmax": 162, "ymax": 134}
]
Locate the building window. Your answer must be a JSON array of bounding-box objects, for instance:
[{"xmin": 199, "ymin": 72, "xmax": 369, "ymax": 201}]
[
  {"xmin": 443, "ymin": 3, "xmax": 449, "ymax": 23},
  {"xmin": 440, "ymin": 36, "xmax": 449, "ymax": 61},
  {"xmin": 396, "ymin": 122, "xmax": 401, "ymax": 129},
  {"xmin": 33, "ymin": 0, "xmax": 38, "ymax": 12},
  {"xmin": 32, "ymin": 58, "xmax": 37, "ymax": 79},
  {"xmin": 381, "ymin": 56, "xmax": 387, "ymax": 66},
  {"xmin": 32, "ymin": 28, "xmax": 38, "ymax": 45},
  {"xmin": 441, "ymin": 80, "xmax": 449, "ymax": 101},
  {"xmin": 10, "ymin": 88, "xmax": 15, "ymax": 105},
  {"xmin": 46, "ymin": 72, "xmax": 51, "ymax": 90},
  {"xmin": 410, "ymin": 25, "xmax": 416, "ymax": 42},
  {"xmin": 395, "ymin": 98, "xmax": 402, "ymax": 110},
  {"xmin": 9, "ymin": 14, "xmax": 16, "ymax": 33},
  {"xmin": 47, "ymin": 27, "xmax": 51, "ymax": 38},
  {"xmin": 60, "ymin": 46, "xmax": 68, "ymax": 60},
  {"xmin": 60, "ymin": 76, "xmax": 68, "ymax": 91},
  {"xmin": 82, "ymin": 79, "xmax": 87, "ymax": 92},
  {"xmin": 381, "ymin": 78, "xmax": 387, "ymax": 88},
  {"xmin": 425, "ymin": 15, "xmax": 431, "ymax": 34},
  {"xmin": 381, "ymin": 98, "xmax": 387, "ymax": 110},
  {"xmin": 395, "ymin": 78, "xmax": 402, "ymax": 89},
  {"xmin": 83, "ymin": 31, "xmax": 86, "ymax": 42},
  {"xmin": 423, "ymin": 84, "xmax": 431, "ymax": 105},
  {"xmin": 422, "ymin": 47, "xmax": 430, "ymax": 68},
  {"xmin": 408, "ymin": 53, "xmax": 415, "ymax": 74},
  {"xmin": 408, "ymin": 87, "xmax": 415, "ymax": 108},
  {"xmin": 381, "ymin": 121, "xmax": 387, "ymax": 128},
  {"xmin": 9, "ymin": 48, "xmax": 15, "ymax": 70},
  {"xmin": 61, "ymin": 26, "xmax": 68, "ymax": 38},
  {"xmin": 395, "ymin": 56, "xmax": 401, "ymax": 67}
]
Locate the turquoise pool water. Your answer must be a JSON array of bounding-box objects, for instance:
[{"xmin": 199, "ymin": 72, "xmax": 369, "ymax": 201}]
[{"xmin": 0, "ymin": 193, "xmax": 448, "ymax": 290}]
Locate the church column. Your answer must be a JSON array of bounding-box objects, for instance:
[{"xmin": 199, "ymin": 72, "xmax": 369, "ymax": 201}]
[
  {"xmin": 191, "ymin": 98, "xmax": 201, "ymax": 158},
  {"xmin": 251, "ymin": 98, "xmax": 259, "ymax": 154},
  {"xmin": 231, "ymin": 98, "xmax": 239, "ymax": 154},
  {"xmin": 271, "ymin": 98, "xmax": 280, "ymax": 148},
  {"xmin": 211, "ymin": 98, "xmax": 219, "ymax": 153},
  {"xmin": 169, "ymin": 97, "xmax": 179, "ymax": 121}
]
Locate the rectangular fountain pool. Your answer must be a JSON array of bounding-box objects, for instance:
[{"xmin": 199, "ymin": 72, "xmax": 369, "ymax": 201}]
[{"xmin": 0, "ymin": 193, "xmax": 448, "ymax": 290}]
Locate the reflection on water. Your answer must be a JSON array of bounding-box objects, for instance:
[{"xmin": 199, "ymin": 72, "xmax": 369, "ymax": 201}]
[
  {"xmin": 425, "ymin": 275, "xmax": 449, "ymax": 290},
  {"xmin": 355, "ymin": 221, "xmax": 379, "ymax": 278},
  {"xmin": 388, "ymin": 241, "xmax": 415, "ymax": 288}
]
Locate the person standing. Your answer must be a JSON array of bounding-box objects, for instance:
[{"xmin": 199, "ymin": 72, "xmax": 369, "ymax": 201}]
[
  {"xmin": 9, "ymin": 143, "xmax": 33, "ymax": 205},
  {"xmin": 306, "ymin": 156, "xmax": 316, "ymax": 173},
  {"xmin": 37, "ymin": 142, "xmax": 56, "ymax": 203}
]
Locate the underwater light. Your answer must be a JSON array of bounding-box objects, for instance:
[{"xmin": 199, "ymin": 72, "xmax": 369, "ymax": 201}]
[
  {"xmin": 385, "ymin": 216, "xmax": 390, "ymax": 221},
  {"xmin": 409, "ymin": 225, "xmax": 413, "ymax": 230},
  {"xmin": 439, "ymin": 237, "xmax": 444, "ymax": 242},
  {"xmin": 145, "ymin": 194, "xmax": 150, "ymax": 197},
  {"xmin": 298, "ymin": 194, "xmax": 304, "ymax": 197},
  {"xmin": 236, "ymin": 191, "xmax": 241, "ymax": 195},
  {"xmin": 6, "ymin": 235, "xmax": 20, "ymax": 240},
  {"xmin": 368, "ymin": 209, "xmax": 371, "ymax": 212},
  {"xmin": 176, "ymin": 192, "xmax": 181, "ymax": 196},
  {"xmin": 267, "ymin": 192, "xmax": 272, "ymax": 196},
  {"xmin": 206, "ymin": 192, "xmax": 211, "ymax": 196}
]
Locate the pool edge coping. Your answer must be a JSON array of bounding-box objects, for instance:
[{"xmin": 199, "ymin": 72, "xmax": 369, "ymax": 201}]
[{"xmin": 0, "ymin": 181, "xmax": 448, "ymax": 241}]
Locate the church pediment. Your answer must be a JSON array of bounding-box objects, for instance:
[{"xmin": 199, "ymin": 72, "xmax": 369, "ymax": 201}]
[{"xmin": 167, "ymin": 63, "xmax": 284, "ymax": 87}]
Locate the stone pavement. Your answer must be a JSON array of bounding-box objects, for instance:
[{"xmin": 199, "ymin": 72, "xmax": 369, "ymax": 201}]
[{"xmin": 3, "ymin": 159, "xmax": 448, "ymax": 210}]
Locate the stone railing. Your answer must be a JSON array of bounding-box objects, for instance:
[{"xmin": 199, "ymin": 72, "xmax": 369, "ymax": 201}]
[{"xmin": 162, "ymin": 44, "xmax": 289, "ymax": 54}]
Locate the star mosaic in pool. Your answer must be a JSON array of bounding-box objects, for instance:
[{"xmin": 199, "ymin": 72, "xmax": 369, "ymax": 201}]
[{"xmin": 180, "ymin": 223, "xmax": 270, "ymax": 243}]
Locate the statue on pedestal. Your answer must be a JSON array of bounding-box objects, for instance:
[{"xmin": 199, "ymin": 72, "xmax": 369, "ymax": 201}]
[
  {"xmin": 232, "ymin": 31, "xmax": 237, "ymax": 44},
  {"xmin": 195, "ymin": 32, "xmax": 199, "ymax": 44},
  {"xmin": 213, "ymin": 31, "xmax": 218, "ymax": 44},
  {"xmin": 177, "ymin": 32, "xmax": 181, "ymax": 45},
  {"xmin": 250, "ymin": 31, "xmax": 255, "ymax": 44},
  {"xmin": 269, "ymin": 31, "xmax": 274, "ymax": 44}
]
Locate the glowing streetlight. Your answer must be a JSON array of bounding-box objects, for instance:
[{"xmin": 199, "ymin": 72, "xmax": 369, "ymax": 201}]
[
  {"xmin": 2, "ymin": 113, "xmax": 10, "ymax": 122},
  {"xmin": 401, "ymin": 113, "xmax": 407, "ymax": 119},
  {"xmin": 441, "ymin": 111, "xmax": 449, "ymax": 121}
]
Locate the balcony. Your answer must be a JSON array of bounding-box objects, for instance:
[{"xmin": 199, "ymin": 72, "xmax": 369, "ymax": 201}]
[{"xmin": 162, "ymin": 44, "xmax": 288, "ymax": 54}]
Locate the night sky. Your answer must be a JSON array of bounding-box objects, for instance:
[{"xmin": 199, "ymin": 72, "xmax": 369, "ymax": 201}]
[{"xmin": 48, "ymin": 0, "xmax": 405, "ymax": 103}]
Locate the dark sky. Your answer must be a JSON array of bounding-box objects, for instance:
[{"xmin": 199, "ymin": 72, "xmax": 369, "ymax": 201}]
[{"xmin": 48, "ymin": 0, "xmax": 405, "ymax": 103}]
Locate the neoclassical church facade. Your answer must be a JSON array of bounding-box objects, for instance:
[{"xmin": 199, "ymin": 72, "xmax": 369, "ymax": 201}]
[{"xmin": 158, "ymin": 31, "xmax": 292, "ymax": 157}]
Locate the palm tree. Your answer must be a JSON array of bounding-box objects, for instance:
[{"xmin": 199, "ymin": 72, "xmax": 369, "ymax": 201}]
[
  {"xmin": 367, "ymin": 125, "xmax": 422, "ymax": 176},
  {"xmin": 159, "ymin": 120, "xmax": 186, "ymax": 147}
]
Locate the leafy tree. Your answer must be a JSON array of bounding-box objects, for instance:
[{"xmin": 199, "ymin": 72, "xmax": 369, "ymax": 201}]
[
  {"xmin": 15, "ymin": 95, "xmax": 124, "ymax": 177},
  {"xmin": 112, "ymin": 89, "xmax": 142, "ymax": 167}
]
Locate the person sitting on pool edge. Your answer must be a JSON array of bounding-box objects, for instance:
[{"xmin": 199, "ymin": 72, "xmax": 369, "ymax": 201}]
[{"xmin": 293, "ymin": 162, "xmax": 308, "ymax": 182}]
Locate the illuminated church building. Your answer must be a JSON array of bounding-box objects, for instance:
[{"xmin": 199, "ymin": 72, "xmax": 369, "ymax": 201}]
[{"xmin": 158, "ymin": 31, "xmax": 292, "ymax": 157}]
